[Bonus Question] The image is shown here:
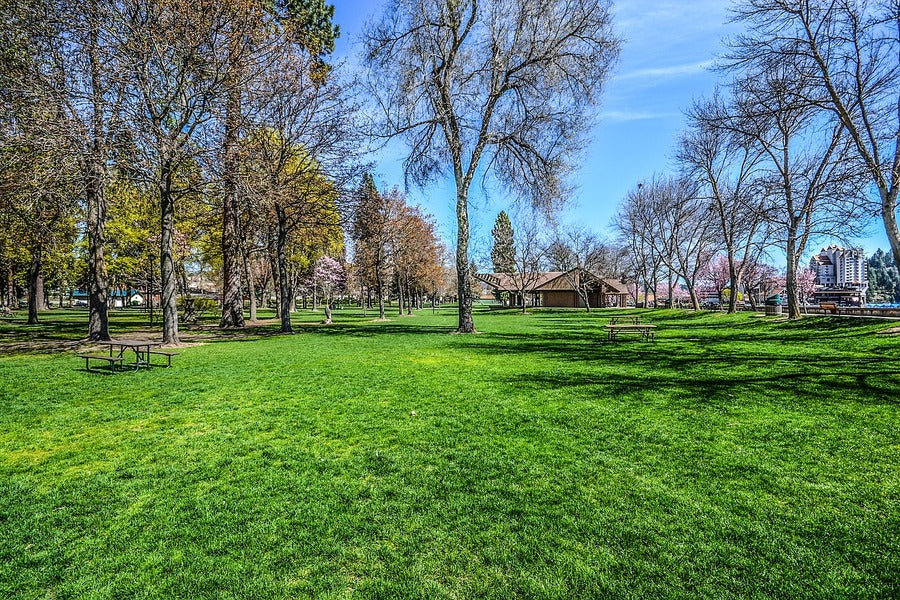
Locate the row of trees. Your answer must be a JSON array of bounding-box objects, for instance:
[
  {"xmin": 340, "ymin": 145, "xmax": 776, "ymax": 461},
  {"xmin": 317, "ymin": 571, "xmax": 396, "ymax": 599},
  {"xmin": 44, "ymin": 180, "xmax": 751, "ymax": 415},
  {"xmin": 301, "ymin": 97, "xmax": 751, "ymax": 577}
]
[
  {"xmin": 1, "ymin": 0, "xmax": 624, "ymax": 338},
  {"xmin": 488, "ymin": 209, "xmax": 795, "ymax": 312},
  {"xmin": 615, "ymin": 1, "xmax": 899, "ymax": 319},
  {"xmin": 350, "ymin": 174, "xmax": 447, "ymax": 321},
  {"xmin": 0, "ymin": 0, "xmax": 363, "ymax": 342}
]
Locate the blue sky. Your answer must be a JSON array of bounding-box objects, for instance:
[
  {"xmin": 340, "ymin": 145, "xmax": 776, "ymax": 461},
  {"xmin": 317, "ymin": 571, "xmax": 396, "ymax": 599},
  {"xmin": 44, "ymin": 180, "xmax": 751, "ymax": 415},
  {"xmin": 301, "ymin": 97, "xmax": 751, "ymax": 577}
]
[{"xmin": 332, "ymin": 0, "xmax": 891, "ymax": 262}]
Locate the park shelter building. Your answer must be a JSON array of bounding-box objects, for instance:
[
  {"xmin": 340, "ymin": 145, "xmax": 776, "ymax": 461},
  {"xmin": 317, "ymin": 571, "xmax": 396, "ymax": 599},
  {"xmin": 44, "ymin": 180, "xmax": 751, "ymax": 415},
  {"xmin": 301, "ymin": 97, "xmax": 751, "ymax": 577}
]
[{"xmin": 476, "ymin": 269, "xmax": 628, "ymax": 308}]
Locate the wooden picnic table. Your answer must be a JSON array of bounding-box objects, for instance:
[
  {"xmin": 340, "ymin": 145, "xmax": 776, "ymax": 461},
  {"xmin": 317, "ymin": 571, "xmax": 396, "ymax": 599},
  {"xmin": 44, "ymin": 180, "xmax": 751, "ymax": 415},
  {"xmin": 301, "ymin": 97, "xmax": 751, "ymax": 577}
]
[
  {"xmin": 605, "ymin": 323, "xmax": 656, "ymax": 342},
  {"xmin": 79, "ymin": 339, "xmax": 180, "ymax": 372},
  {"xmin": 103, "ymin": 339, "xmax": 159, "ymax": 370}
]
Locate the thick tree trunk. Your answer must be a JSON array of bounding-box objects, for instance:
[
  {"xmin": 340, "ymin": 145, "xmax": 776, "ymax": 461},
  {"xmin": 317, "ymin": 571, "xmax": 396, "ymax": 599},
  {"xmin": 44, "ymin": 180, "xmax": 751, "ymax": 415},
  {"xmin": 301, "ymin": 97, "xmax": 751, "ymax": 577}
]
[
  {"xmin": 686, "ymin": 283, "xmax": 701, "ymax": 311},
  {"xmin": 276, "ymin": 205, "xmax": 292, "ymax": 333},
  {"xmin": 455, "ymin": 187, "xmax": 474, "ymax": 332},
  {"xmin": 26, "ymin": 246, "xmax": 41, "ymax": 324},
  {"xmin": 86, "ymin": 160, "xmax": 110, "ymax": 340},
  {"xmin": 883, "ymin": 187, "xmax": 900, "ymax": 272},
  {"xmin": 220, "ymin": 81, "xmax": 244, "ymax": 328},
  {"xmin": 160, "ymin": 170, "xmax": 180, "ymax": 345},
  {"xmin": 85, "ymin": 2, "xmax": 110, "ymax": 340}
]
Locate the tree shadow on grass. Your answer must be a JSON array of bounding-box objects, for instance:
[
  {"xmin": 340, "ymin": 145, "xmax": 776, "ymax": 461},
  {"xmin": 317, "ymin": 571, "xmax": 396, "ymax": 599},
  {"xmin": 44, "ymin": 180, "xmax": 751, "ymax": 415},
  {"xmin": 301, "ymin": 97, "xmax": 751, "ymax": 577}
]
[{"xmin": 490, "ymin": 350, "xmax": 900, "ymax": 410}]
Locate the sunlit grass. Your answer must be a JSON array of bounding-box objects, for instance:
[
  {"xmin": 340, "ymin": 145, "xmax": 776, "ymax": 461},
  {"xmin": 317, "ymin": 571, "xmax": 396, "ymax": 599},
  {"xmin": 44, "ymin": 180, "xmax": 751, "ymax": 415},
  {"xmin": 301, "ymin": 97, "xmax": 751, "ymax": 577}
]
[{"xmin": 0, "ymin": 307, "xmax": 898, "ymax": 598}]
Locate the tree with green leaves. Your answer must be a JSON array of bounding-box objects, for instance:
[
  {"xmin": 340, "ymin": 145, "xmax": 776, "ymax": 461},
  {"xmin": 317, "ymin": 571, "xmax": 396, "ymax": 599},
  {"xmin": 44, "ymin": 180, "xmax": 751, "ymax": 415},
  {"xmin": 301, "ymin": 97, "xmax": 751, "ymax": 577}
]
[
  {"xmin": 218, "ymin": 0, "xmax": 340, "ymax": 329},
  {"xmin": 0, "ymin": 0, "xmax": 122, "ymax": 338}
]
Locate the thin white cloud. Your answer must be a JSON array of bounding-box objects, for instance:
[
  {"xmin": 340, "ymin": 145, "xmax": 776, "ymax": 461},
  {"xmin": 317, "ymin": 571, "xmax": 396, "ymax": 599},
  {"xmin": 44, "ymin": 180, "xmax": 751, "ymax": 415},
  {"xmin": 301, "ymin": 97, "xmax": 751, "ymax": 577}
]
[
  {"xmin": 600, "ymin": 110, "xmax": 677, "ymax": 122},
  {"xmin": 615, "ymin": 60, "xmax": 715, "ymax": 81}
]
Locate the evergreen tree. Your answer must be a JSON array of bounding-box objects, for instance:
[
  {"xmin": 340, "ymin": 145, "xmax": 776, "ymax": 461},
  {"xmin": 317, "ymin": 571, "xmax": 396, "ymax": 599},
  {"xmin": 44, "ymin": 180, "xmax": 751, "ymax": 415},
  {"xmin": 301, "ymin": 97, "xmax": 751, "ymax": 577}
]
[
  {"xmin": 490, "ymin": 211, "xmax": 516, "ymax": 274},
  {"xmin": 866, "ymin": 249, "xmax": 900, "ymax": 303}
]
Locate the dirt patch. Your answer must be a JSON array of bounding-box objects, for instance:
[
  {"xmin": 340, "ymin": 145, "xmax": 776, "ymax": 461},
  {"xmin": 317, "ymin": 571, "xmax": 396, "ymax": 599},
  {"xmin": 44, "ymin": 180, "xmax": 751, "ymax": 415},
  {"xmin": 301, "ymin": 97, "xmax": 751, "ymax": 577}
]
[{"xmin": 0, "ymin": 321, "xmax": 283, "ymax": 356}]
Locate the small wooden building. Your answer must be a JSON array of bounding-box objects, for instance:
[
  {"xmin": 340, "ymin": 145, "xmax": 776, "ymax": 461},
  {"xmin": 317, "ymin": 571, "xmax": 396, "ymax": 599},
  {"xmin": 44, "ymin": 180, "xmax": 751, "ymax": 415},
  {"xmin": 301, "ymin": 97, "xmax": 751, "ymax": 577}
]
[{"xmin": 476, "ymin": 269, "xmax": 628, "ymax": 308}]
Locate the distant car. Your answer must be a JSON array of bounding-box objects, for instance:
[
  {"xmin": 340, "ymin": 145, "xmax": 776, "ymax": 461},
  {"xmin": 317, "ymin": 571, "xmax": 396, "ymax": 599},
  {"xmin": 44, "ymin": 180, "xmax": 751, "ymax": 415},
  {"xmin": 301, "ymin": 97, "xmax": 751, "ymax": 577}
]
[
  {"xmin": 18, "ymin": 300, "xmax": 27, "ymax": 308},
  {"xmin": 73, "ymin": 300, "xmax": 88, "ymax": 307}
]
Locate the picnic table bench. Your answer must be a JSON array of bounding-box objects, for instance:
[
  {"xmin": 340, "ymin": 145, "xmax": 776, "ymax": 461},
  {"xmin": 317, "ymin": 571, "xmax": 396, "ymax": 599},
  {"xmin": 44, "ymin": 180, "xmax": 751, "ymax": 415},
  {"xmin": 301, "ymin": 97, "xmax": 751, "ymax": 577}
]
[
  {"xmin": 78, "ymin": 353, "xmax": 124, "ymax": 372},
  {"xmin": 605, "ymin": 323, "xmax": 656, "ymax": 342}
]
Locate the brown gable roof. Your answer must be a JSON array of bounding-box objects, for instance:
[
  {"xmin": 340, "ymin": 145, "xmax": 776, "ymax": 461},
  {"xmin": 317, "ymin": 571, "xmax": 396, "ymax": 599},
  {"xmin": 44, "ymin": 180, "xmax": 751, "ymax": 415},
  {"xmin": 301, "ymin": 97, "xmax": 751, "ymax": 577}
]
[
  {"xmin": 475, "ymin": 272, "xmax": 563, "ymax": 293},
  {"xmin": 478, "ymin": 269, "xmax": 627, "ymax": 295}
]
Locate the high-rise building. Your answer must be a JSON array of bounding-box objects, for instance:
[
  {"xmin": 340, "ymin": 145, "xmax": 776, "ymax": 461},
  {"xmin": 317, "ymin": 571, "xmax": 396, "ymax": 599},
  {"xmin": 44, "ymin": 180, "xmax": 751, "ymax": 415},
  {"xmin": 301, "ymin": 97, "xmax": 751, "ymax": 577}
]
[{"xmin": 810, "ymin": 245, "xmax": 868, "ymax": 297}]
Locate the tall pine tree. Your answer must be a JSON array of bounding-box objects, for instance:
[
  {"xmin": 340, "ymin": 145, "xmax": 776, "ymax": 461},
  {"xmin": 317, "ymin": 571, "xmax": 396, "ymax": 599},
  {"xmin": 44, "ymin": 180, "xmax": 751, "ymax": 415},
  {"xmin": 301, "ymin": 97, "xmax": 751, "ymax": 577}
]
[{"xmin": 490, "ymin": 211, "xmax": 516, "ymax": 274}]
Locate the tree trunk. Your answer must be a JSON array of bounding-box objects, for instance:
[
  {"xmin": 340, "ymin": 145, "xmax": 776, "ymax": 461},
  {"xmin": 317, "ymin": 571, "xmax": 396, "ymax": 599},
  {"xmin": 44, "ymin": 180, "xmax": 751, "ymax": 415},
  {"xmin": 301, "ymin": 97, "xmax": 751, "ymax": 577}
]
[
  {"xmin": 883, "ymin": 187, "xmax": 900, "ymax": 272},
  {"xmin": 26, "ymin": 246, "xmax": 41, "ymax": 324},
  {"xmin": 219, "ymin": 80, "xmax": 244, "ymax": 328},
  {"xmin": 241, "ymin": 241, "xmax": 257, "ymax": 322},
  {"xmin": 160, "ymin": 168, "xmax": 180, "ymax": 345},
  {"xmin": 86, "ymin": 159, "xmax": 110, "ymax": 340},
  {"xmin": 727, "ymin": 254, "xmax": 738, "ymax": 313},
  {"xmin": 268, "ymin": 236, "xmax": 280, "ymax": 319},
  {"xmin": 323, "ymin": 294, "xmax": 332, "ymax": 324},
  {"xmin": 83, "ymin": 1, "xmax": 110, "ymax": 340},
  {"xmin": 275, "ymin": 205, "xmax": 292, "ymax": 333},
  {"xmin": 5, "ymin": 261, "xmax": 14, "ymax": 307},
  {"xmin": 406, "ymin": 278, "xmax": 413, "ymax": 315},
  {"xmin": 686, "ymin": 282, "xmax": 701, "ymax": 311},
  {"xmin": 376, "ymin": 263, "xmax": 386, "ymax": 320},
  {"xmin": 455, "ymin": 187, "xmax": 474, "ymax": 332},
  {"xmin": 785, "ymin": 230, "xmax": 801, "ymax": 319}
]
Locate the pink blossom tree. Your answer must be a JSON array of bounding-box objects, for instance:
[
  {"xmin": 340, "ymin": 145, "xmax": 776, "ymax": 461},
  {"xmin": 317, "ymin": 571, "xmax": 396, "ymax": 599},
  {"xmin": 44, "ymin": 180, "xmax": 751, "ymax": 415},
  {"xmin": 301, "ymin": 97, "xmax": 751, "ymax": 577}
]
[
  {"xmin": 311, "ymin": 256, "xmax": 346, "ymax": 324},
  {"xmin": 796, "ymin": 267, "xmax": 817, "ymax": 314},
  {"xmin": 700, "ymin": 254, "xmax": 732, "ymax": 305}
]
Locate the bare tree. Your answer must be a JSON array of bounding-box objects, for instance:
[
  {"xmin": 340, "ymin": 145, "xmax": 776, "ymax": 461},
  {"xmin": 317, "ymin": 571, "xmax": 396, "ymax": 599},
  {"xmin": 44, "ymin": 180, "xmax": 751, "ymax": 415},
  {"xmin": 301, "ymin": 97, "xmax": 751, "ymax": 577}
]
[
  {"xmin": 731, "ymin": 0, "xmax": 900, "ymax": 272},
  {"xmin": 506, "ymin": 211, "xmax": 547, "ymax": 313},
  {"xmin": 661, "ymin": 178, "xmax": 719, "ymax": 310},
  {"xmin": 722, "ymin": 60, "xmax": 867, "ymax": 318},
  {"xmin": 364, "ymin": 0, "xmax": 620, "ymax": 332},
  {"xmin": 546, "ymin": 225, "xmax": 618, "ymax": 311},
  {"xmin": 239, "ymin": 48, "xmax": 360, "ymax": 334},
  {"xmin": 614, "ymin": 183, "xmax": 666, "ymax": 307},
  {"xmin": 615, "ymin": 177, "xmax": 718, "ymax": 310},
  {"xmin": 679, "ymin": 92, "xmax": 768, "ymax": 312}
]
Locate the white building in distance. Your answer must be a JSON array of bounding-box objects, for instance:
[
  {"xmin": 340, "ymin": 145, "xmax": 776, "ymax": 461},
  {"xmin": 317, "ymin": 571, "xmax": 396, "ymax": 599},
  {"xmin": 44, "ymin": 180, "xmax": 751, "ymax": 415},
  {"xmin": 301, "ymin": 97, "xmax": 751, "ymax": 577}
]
[{"xmin": 810, "ymin": 245, "xmax": 868, "ymax": 302}]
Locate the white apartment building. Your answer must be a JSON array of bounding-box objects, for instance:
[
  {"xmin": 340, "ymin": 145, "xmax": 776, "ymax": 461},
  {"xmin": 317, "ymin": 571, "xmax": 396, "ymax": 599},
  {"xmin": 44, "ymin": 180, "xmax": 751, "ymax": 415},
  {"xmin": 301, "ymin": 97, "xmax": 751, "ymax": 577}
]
[{"xmin": 810, "ymin": 245, "xmax": 868, "ymax": 293}]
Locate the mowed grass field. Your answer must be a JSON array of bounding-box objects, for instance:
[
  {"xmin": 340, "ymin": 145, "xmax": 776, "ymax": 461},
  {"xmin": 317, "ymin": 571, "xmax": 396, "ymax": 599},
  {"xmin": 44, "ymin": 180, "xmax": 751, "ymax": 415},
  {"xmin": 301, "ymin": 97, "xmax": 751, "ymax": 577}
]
[{"xmin": 0, "ymin": 307, "xmax": 898, "ymax": 598}]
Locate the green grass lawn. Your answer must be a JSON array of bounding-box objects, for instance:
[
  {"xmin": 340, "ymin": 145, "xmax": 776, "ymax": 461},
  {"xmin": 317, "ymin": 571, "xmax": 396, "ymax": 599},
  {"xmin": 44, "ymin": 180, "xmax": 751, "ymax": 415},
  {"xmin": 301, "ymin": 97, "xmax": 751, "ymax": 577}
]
[{"xmin": 1, "ymin": 307, "xmax": 898, "ymax": 598}]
